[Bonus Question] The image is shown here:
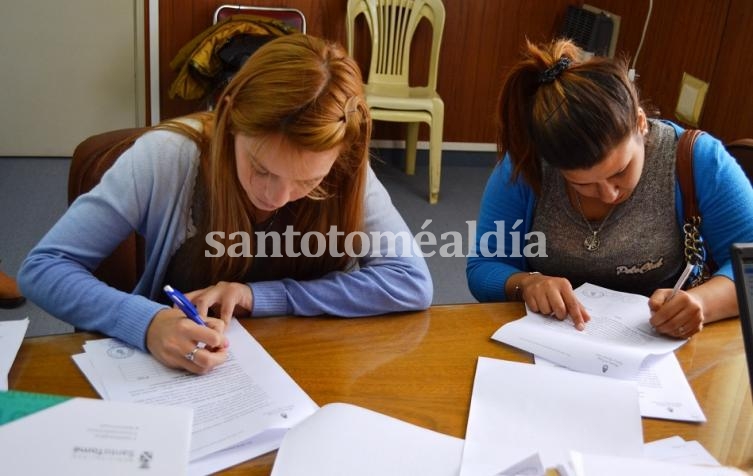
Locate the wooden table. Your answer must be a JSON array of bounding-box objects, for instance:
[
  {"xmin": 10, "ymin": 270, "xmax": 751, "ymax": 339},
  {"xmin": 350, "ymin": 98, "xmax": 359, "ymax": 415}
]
[{"xmin": 8, "ymin": 303, "xmax": 753, "ymax": 473}]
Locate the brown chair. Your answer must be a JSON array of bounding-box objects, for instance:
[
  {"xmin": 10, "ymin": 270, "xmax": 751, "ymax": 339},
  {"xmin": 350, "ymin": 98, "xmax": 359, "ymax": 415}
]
[
  {"xmin": 213, "ymin": 4, "xmax": 306, "ymax": 32},
  {"xmin": 68, "ymin": 128, "xmax": 147, "ymax": 292},
  {"xmin": 726, "ymin": 138, "xmax": 753, "ymax": 184}
]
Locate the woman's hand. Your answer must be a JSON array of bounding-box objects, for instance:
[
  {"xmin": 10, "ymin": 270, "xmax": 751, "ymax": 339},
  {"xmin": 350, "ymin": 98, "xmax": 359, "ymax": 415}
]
[
  {"xmin": 517, "ymin": 273, "xmax": 591, "ymax": 330},
  {"xmin": 648, "ymin": 289, "xmax": 704, "ymax": 338},
  {"xmin": 185, "ymin": 281, "xmax": 254, "ymax": 324},
  {"xmin": 146, "ymin": 308, "xmax": 229, "ymax": 374}
]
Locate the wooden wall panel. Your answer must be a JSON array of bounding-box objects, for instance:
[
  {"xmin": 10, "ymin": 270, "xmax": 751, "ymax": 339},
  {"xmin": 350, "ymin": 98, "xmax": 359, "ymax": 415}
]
[
  {"xmin": 439, "ymin": 0, "xmax": 573, "ymax": 143},
  {"xmin": 158, "ymin": 0, "xmax": 753, "ymax": 145},
  {"xmin": 158, "ymin": 0, "xmax": 571, "ymax": 143},
  {"xmin": 631, "ymin": 0, "xmax": 727, "ymax": 124},
  {"xmin": 586, "ymin": 0, "xmax": 727, "ymax": 123},
  {"xmin": 702, "ymin": 0, "xmax": 753, "ymax": 142}
]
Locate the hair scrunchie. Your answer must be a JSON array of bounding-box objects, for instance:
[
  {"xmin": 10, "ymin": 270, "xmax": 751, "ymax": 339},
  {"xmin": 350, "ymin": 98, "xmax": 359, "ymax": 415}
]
[{"xmin": 538, "ymin": 56, "xmax": 572, "ymax": 84}]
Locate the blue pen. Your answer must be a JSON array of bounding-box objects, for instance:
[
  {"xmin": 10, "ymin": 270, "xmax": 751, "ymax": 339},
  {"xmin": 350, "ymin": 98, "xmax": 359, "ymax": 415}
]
[{"xmin": 163, "ymin": 285, "xmax": 206, "ymax": 326}]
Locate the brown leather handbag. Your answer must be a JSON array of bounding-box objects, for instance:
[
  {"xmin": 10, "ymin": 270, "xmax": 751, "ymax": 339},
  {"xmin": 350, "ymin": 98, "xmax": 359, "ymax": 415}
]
[{"xmin": 675, "ymin": 129, "xmax": 719, "ymax": 288}]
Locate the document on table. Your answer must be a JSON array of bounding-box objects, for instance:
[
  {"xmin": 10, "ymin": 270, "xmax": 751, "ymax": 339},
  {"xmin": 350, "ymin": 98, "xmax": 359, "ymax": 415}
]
[
  {"xmin": 459, "ymin": 357, "xmax": 643, "ymax": 476},
  {"xmin": 535, "ymin": 352, "xmax": 706, "ymax": 422},
  {"xmin": 568, "ymin": 451, "xmax": 747, "ymax": 475},
  {"xmin": 0, "ymin": 317, "xmax": 29, "ymax": 390},
  {"xmin": 73, "ymin": 318, "xmax": 318, "ymax": 473},
  {"xmin": 0, "ymin": 390, "xmax": 192, "ymax": 475},
  {"xmin": 493, "ymin": 283, "xmax": 686, "ymax": 379},
  {"xmin": 644, "ymin": 436, "xmax": 721, "ymax": 466},
  {"xmin": 271, "ymin": 402, "xmax": 464, "ymax": 476}
]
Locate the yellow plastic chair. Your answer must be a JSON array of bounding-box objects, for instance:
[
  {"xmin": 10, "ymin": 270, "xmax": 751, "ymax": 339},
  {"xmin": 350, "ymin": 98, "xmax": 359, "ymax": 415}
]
[{"xmin": 346, "ymin": 0, "xmax": 445, "ymax": 204}]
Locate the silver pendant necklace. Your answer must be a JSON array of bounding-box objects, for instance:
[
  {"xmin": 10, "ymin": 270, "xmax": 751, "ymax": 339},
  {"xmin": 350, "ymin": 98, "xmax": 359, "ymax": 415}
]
[{"xmin": 574, "ymin": 193, "xmax": 616, "ymax": 252}]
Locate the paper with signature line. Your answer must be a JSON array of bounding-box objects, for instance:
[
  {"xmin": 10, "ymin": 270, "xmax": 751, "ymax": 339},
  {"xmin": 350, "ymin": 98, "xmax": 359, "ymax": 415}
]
[
  {"xmin": 74, "ymin": 318, "xmax": 317, "ymax": 472},
  {"xmin": 493, "ymin": 283, "xmax": 686, "ymax": 379}
]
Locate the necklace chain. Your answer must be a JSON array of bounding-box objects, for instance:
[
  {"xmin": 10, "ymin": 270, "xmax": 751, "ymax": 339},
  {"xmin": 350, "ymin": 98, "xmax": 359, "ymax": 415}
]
[{"xmin": 574, "ymin": 193, "xmax": 616, "ymax": 252}]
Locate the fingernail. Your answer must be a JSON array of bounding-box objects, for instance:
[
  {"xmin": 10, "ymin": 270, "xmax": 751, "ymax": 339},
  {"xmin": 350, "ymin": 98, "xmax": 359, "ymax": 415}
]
[{"xmin": 576, "ymin": 323, "xmax": 585, "ymax": 331}]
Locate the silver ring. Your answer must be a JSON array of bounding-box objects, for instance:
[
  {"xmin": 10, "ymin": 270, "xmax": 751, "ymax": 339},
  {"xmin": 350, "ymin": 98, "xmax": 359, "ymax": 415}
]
[{"xmin": 184, "ymin": 345, "xmax": 201, "ymax": 362}]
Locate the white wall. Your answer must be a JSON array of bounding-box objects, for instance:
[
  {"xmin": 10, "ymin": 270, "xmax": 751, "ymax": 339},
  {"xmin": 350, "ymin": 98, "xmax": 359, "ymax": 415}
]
[{"xmin": 0, "ymin": 0, "xmax": 144, "ymax": 156}]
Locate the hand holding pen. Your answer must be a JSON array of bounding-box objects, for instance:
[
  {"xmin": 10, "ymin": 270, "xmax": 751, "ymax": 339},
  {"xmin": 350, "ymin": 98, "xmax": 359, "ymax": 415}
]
[
  {"xmin": 164, "ymin": 285, "xmax": 207, "ymax": 328},
  {"xmin": 648, "ymin": 262, "xmax": 704, "ymax": 339},
  {"xmin": 144, "ymin": 285, "xmax": 229, "ymax": 374}
]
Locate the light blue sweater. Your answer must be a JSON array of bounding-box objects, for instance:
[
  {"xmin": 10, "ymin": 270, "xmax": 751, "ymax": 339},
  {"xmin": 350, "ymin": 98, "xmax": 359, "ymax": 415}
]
[
  {"xmin": 466, "ymin": 121, "xmax": 753, "ymax": 301},
  {"xmin": 19, "ymin": 130, "xmax": 432, "ymax": 350}
]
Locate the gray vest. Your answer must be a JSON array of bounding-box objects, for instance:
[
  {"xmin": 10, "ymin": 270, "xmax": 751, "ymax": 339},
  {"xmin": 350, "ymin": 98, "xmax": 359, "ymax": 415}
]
[{"xmin": 528, "ymin": 120, "xmax": 684, "ymax": 296}]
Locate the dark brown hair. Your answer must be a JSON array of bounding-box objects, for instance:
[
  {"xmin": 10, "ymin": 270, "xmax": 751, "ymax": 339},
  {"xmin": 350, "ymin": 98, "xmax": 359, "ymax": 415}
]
[{"xmin": 497, "ymin": 38, "xmax": 641, "ymax": 194}]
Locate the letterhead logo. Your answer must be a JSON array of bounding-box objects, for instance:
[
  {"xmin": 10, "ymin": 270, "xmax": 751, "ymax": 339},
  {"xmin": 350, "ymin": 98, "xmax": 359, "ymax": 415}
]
[
  {"xmin": 71, "ymin": 447, "xmax": 155, "ymax": 470},
  {"xmin": 139, "ymin": 451, "xmax": 153, "ymax": 469}
]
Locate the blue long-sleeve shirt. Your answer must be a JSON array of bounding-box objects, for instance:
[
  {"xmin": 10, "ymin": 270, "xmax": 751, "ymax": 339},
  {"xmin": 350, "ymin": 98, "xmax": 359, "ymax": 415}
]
[
  {"xmin": 467, "ymin": 121, "xmax": 753, "ymax": 301},
  {"xmin": 19, "ymin": 129, "xmax": 432, "ymax": 350}
]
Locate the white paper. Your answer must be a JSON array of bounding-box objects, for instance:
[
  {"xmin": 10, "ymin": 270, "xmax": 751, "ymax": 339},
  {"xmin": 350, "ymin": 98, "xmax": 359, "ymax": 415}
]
[
  {"xmin": 76, "ymin": 318, "xmax": 318, "ymax": 465},
  {"xmin": 0, "ymin": 317, "xmax": 29, "ymax": 390},
  {"xmin": 570, "ymin": 451, "xmax": 745, "ymax": 475},
  {"xmin": 494, "ymin": 452, "xmax": 546, "ymax": 476},
  {"xmin": 644, "ymin": 436, "xmax": 720, "ymax": 466},
  {"xmin": 493, "ymin": 283, "xmax": 686, "ymax": 379},
  {"xmin": 271, "ymin": 403, "xmax": 464, "ymax": 476},
  {"xmin": 72, "ymin": 352, "xmax": 109, "ymax": 398},
  {"xmin": 535, "ymin": 352, "xmax": 706, "ymax": 422},
  {"xmin": 460, "ymin": 357, "xmax": 643, "ymax": 476},
  {"xmin": 0, "ymin": 396, "xmax": 192, "ymax": 474},
  {"xmin": 188, "ymin": 428, "xmax": 286, "ymax": 476}
]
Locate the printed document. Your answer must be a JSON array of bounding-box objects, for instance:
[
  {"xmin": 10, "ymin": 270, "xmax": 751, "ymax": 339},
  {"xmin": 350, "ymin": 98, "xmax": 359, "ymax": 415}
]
[
  {"xmin": 493, "ymin": 283, "xmax": 686, "ymax": 378},
  {"xmin": 74, "ymin": 318, "xmax": 318, "ymax": 472},
  {"xmin": 568, "ymin": 450, "xmax": 746, "ymax": 475},
  {"xmin": 0, "ymin": 317, "xmax": 29, "ymax": 390},
  {"xmin": 271, "ymin": 403, "xmax": 464, "ymax": 476},
  {"xmin": 0, "ymin": 390, "xmax": 192, "ymax": 475},
  {"xmin": 644, "ymin": 436, "xmax": 720, "ymax": 466},
  {"xmin": 536, "ymin": 352, "xmax": 706, "ymax": 422},
  {"xmin": 460, "ymin": 357, "xmax": 643, "ymax": 476}
]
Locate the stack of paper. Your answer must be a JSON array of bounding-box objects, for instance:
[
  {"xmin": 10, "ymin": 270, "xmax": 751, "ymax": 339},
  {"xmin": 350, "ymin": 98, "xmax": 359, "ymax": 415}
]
[
  {"xmin": 0, "ymin": 317, "xmax": 29, "ymax": 390},
  {"xmin": 0, "ymin": 390, "xmax": 193, "ymax": 474},
  {"xmin": 644, "ymin": 436, "xmax": 722, "ymax": 466},
  {"xmin": 73, "ymin": 318, "xmax": 318, "ymax": 475},
  {"xmin": 493, "ymin": 282, "xmax": 705, "ymax": 422},
  {"xmin": 267, "ymin": 399, "xmax": 745, "ymax": 476},
  {"xmin": 567, "ymin": 450, "xmax": 746, "ymax": 475}
]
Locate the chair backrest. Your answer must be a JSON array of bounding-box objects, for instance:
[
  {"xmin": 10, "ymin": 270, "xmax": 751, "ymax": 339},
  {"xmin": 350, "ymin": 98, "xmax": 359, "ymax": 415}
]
[
  {"xmin": 346, "ymin": 0, "xmax": 445, "ymax": 92},
  {"xmin": 213, "ymin": 4, "xmax": 307, "ymax": 32},
  {"xmin": 68, "ymin": 128, "xmax": 147, "ymax": 292},
  {"xmin": 726, "ymin": 138, "xmax": 753, "ymax": 184}
]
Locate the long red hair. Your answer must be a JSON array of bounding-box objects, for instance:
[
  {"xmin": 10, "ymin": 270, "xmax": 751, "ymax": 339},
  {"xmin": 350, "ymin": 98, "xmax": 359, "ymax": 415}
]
[{"xmin": 162, "ymin": 34, "xmax": 371, "ymax": 283}]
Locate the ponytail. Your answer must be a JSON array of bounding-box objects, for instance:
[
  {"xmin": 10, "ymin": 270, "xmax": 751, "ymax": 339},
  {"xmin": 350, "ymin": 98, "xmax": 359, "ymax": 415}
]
[{"xmin": 496, "ymin": 38, "xmax": 641, "ymax": 194}]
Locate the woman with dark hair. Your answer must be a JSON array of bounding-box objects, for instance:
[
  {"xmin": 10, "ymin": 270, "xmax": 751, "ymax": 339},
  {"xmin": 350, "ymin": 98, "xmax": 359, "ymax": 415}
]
[
  {"xmin": 467, "ymin": 38, "xmax": 753, "ymax": 338},
  {"xmin": 20, "ymin": 34, "xmax": 432, "ymax": 373}
]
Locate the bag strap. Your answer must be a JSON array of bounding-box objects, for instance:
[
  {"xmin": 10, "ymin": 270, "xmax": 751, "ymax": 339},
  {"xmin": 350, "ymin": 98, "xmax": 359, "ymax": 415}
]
[
  {"xmin": 676, "ymin": 129, "xmax": 704, "ymax": 220},
  {"xmin": 676, "ymin": 129, "xmax": 719, "ymax": 273}
]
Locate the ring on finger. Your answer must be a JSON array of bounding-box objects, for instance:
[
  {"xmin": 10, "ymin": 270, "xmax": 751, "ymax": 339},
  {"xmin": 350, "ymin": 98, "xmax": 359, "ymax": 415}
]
[{"xmin": 184, "ymin": 344, "xmax": 201, "ymax": 362}]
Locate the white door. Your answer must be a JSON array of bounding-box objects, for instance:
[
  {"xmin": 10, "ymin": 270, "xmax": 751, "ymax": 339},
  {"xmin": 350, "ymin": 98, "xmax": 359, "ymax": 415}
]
[{"xmin": 0, "ymin": 0, "xmax": 145, "ymax": 156}]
